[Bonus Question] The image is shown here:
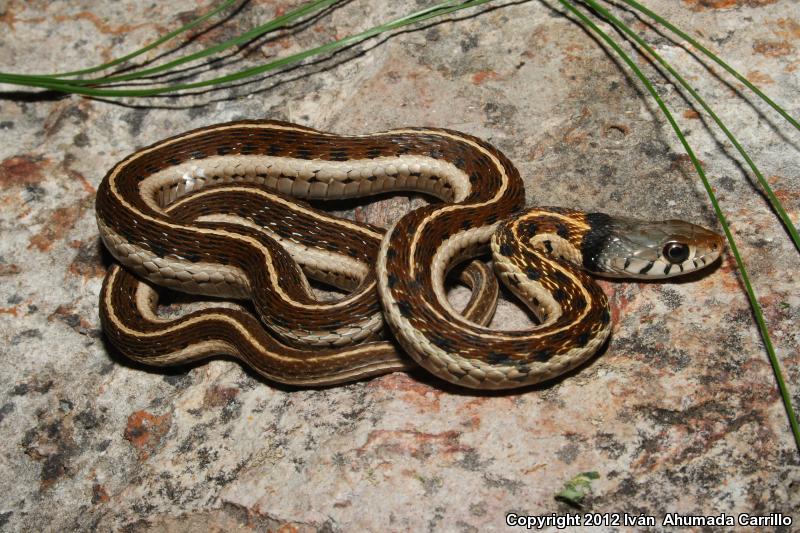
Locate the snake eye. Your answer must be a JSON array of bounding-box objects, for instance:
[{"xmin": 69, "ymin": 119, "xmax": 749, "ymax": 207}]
[{"xmin": 663, "ymin": 241, "xmax": 690, "ymax": 264}]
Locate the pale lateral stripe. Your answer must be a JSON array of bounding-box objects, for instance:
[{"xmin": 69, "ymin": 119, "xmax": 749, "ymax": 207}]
[
  {"xmin": 165, "ymin": 182, "xmax": 383, "ymax": 241},
  {"xmin": 378, "ymin": 225, "xmax": 601, "ymax": 342},
  {"xmin": 105, "ymin": 266, "xmax": 380, "ymax": 365},
  {"xmin": 509, "ymin": 219, "xmax": 597, "ymax": 328},
  {"xmin": 388, "ymin": 129, "xmax": 510, "ymax": 278},
  {"xmin": 196, "ymin": 213, "xmax": 372, "ymax": 296},
  {"xmin": 108, "ymin": 127, "xmax": 477, "ymax": 311},
  {"xmin": 142, "ymin": 155, "xmax": 463, "ymax": 239}
]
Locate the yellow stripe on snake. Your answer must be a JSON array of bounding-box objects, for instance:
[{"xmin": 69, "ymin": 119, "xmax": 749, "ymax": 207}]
[{"xmin": 96, "ymin": 120, "xmax": 723, "ymax": 389}]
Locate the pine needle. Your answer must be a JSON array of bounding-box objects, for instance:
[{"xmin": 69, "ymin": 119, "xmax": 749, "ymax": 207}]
[{"xmin": 560, "ymin": 0, "xmax": 800, "ymax": 452}]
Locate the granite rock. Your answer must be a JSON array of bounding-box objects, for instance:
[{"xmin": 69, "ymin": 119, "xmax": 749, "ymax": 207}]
[{"xmin": 0, "ymin": 0, "xmax": 798, "ymax": 530}]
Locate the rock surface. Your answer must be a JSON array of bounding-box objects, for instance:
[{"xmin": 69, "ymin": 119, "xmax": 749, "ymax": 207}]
[{"xmin": 0, "ymin": 0, "xmax": 798, "ymax": 530}]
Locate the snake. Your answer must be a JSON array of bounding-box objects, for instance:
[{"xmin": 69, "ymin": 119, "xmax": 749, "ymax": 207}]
[{"xmin": 96, "ymin": 120, "xmax": 724, "ymax": 389}]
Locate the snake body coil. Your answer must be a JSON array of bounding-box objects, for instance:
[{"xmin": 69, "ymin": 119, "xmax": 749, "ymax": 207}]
[{"xmin": 97, "ymin": 120, "xmax": 723, "ymax": 389}]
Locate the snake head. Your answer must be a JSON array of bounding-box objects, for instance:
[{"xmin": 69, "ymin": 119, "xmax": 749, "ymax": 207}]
[{"xmin": 584, "ymin": 214, "xmax": 724, "ymax": 279}]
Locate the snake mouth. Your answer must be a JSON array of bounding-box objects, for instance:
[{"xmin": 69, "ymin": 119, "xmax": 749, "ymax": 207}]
[
  {"xmin": 591, "ymin": 217, "xmax": 725, "ymax": 279},
  {"xmin": 686, "ymin": 226, "xmax": 725, "ymax": 268},
  {"xmin": 699, "ymin": 231, "xmax": 725, "ymax": 257}
]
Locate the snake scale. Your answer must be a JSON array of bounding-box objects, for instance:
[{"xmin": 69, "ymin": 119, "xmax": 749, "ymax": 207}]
[{"xmin": 96, "ymin": 120, "xmax": 723, "ymax": 389}]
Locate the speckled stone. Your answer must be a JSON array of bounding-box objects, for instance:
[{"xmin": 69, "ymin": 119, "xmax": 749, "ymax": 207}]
[{"xmin": 0, "ymin": 0, "xmax": 798, "ymax": 531}]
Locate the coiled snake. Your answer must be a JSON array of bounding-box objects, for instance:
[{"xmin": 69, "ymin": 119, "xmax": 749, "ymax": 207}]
[{"xmin": 96, "ymin": 120, "xmax": 723, "ymax": 389}]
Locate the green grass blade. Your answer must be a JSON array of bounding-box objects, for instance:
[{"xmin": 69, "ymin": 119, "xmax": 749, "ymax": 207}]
[
  {"xmin": 0, "ymin": 0, "xmax": 794, "ymax": 452},
  {"xmin": 557, "ymin": 0, "xmax": 800, "ymax": 452},
  {"xmin": 52, "ymin": 0, "xmax": 239, "ymax": 78},
  {"xmin": 580, "ymin": 2, "xmax": 800, "ymax": 255},
  {"xmin": 3, "ymin": 0, "xmax": 238, "ymax": 81},
  {"xmin": 0, "ymin": 0, "xmax": 337, "ymax": 87},
  {"xmin": 0, "ymin": 0, "xmax": 495, "ymax": 97},
  {"xmin": 81, "ymin": 0, "xmax": 339, "ymax": 85},
  {"xmin": 618, "ymin": 0, "xmax": 800, "ymax": 133}
]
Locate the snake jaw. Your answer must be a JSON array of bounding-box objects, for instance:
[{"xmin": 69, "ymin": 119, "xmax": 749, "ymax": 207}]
[{"xmin": 587, "ymin": 215, "xmax": 724, "ymax": 279}]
